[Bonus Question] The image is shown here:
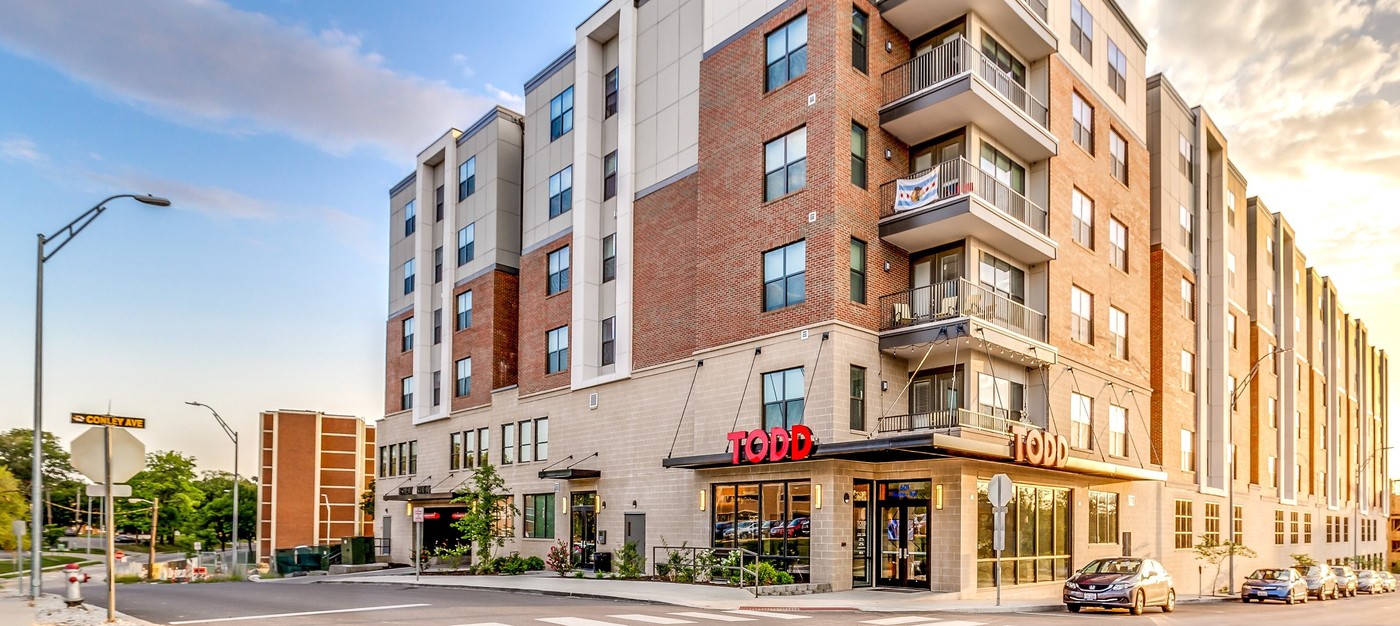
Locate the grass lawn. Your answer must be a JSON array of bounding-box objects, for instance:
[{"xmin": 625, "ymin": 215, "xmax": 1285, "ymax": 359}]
[{"xmin": 0, "ymin": 555, "xmax": 89, "ymax": 576}]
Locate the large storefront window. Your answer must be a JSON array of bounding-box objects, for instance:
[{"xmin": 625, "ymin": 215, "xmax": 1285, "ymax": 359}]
[
  {"xmin": 711, "ymin": 480, "xmax": 810, "ymax": 581},
  {"xmin": 976, "ymin": 480, "xmax": 1070, "ymax": 587}
]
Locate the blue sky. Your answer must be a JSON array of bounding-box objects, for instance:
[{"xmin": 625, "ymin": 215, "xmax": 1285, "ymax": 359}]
[{"xmin": 0, "ymin": 0, "xmax": 595, "ymax": 474}]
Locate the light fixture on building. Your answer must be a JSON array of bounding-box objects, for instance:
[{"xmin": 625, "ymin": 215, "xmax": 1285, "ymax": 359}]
[
  {"xmin": 843, "ymin": 492, "xmax": 851, "ymax": 504},
  {"xmin": 883, "ymin": 260, "xmax": 891, "ymax": 271},
  {"xmin": 935, "ymin": 484, "xmax": 944, "ymax": 510},
  {"xmin": 885, "ymin": 41, "xmax": 893, "ymax": 53},
  {"xmin": 632, "ymin": 500, "xmax": 638, "ymax": 509},
  {"xmin": 884, "ymin": 148, "xmax": 892, "ymax": 160},
  {"xmin": 813, "ymin": 484, "xmax": 824, "ymax": 509},
  {"xmin": 698, "ymin": 489, "xmax": 707, "ymax": 511},
  {"xmin": 881, "ymin": 380, "xmax": 889, "ymax": 391}
]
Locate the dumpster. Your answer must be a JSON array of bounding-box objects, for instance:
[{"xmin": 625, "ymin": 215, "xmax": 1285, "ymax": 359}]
[
  {"xmin": 594, "ymin": 551, "xmax": 612, "ymax": 573},
  {"xmin": 341, "ymin": 537, "xmax": 374, "ymax": 565}
]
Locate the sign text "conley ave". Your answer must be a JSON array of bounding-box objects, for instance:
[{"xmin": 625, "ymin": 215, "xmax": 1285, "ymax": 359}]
[{"xmin": 70, "ymin": 413, "xmax": 146, "ymax": 429}]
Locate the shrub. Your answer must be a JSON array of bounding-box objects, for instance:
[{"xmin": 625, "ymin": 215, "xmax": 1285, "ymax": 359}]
[
  {"xmin": 524, "ymin": 556, "xmax": 545, "ymax": 571},
  {"xmin": 434, "ymin": 544, "xmax": 471, "ymax": 571},
  {"xmin": 615, "ymin": 540, "xmax": 646, "ymax": 579},
  {"xmin": 546, "ymin": 540, "xmax": 572, "ymax": 576}
]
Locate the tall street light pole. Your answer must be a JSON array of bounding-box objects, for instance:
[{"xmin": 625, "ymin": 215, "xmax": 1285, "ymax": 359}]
[
  {"xmin": 1355, "ymin": 445, "xmax": 1393, "ymax": 569},
  {"xmin": 31, "ymin": 193, "xmax": 171, "ymax": 598},
  {"xmin": 187, "ymin": 402, "xmax": 239, "ymax": 570},
  {"xmin": 1227, "ymin": 346, "xmax": 1291, "ymax": 594}
]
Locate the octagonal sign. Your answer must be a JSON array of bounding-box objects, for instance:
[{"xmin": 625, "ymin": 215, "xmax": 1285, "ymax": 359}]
[{"xmin": 70, "ymin": 427, "xmax": 146, "ymax": 484}]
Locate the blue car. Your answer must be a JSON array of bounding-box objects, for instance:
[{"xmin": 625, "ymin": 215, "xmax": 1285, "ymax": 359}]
[{"xmin": 1241, "ymin": 568, "xmax": 1308, "ymax": 604}]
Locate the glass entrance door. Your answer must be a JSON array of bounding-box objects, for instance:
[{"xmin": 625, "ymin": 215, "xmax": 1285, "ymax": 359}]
[
  {"xmin": 852, "ymin": 482, "xmax": 872, "ymax": 587},
  {"xmin": 570, "ymin": 491, "xmax": 597, "ymax": 568},
  {"xmin": 877, "ymin": 481, "xmax": 931, "ymax": 588}
]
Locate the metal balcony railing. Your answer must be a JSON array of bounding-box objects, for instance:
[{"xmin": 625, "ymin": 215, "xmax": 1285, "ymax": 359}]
[
  {"xmin": 881, "ymin": 36, "xmax": 1049, "ymax": 128},
  {"xmin": 879, "ymin": 157, "xmax": 1048, "ymax": 235},
  {"xmin": 879, "ymin": 278, "xmax": 1047, "ymax": 341},
  {"xmin": 1025, "ymin": 0, "xmax": 1049, "ymax": 22},
  {"xmin": 877, "ymin": 407, "xmax": 1036, "ymax": 434}
]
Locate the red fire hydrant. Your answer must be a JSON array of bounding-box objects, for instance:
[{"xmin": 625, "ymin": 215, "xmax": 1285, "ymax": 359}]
[{"xmin": 64, "ymin": 562, "xmax": 89, "ymax": 607}]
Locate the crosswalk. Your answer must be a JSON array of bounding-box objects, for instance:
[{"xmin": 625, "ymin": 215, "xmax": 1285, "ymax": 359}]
[{"xmin": 453, "ymin": 612, "xmax": 988, "ymax": 626}]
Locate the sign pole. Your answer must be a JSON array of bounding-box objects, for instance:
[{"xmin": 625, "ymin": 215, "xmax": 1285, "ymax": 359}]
[
  {"xmin": 104, "ymin": 426, "xmax": 115, "ymax": 623},
  {"xmin": 11, "ymin": 521, "xmax": 23, "ymax": 592},
  {"xmin": 413, "ymin": 507, "xmax": 424, "ymax": 582}
]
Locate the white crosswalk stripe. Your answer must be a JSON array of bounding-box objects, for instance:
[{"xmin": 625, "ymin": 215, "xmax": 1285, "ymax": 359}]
[
  {"xmin": 537, "ymin": 618, "xmax": 630, "ymax": 626},
  {"xmin": 452, "ymin": 623, "xmax": 514, "ymax": 626},
  {"xmin": 667, "ymin": 612, "xmax": 757, "ymax": 622},
  {"xmin": 723, "ymin": 610, "xmax": 810, "ymax": 620},
  {"xmin": 858, "ymin": 617, "xmax": 941, "ymax": 626},
  {"xmin": 608, "ymin": 616, "xmax": 696, "ymax": 624}
]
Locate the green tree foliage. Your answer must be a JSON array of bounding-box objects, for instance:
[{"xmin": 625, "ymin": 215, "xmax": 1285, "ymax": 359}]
[
  {"xmin": 123, "ymin": 451, "xmax": 204, "ymax": 544},
  {"xmin": 0, "ymin": 466, "xmax": 30, "ymax": 550},
  {"xmin": 188, "ymin": 471, "xmax": 256, "ymax": 552},
  {"xmin": 360, "ymin": 478, "xmax": 376, "ymax": 516},
  {"xmin": 449, "ymin": 462, "xmax": 516, "ymax": 564},
  {"xmin": 1193, "ymin": 536, "xmax": 1258, "ymax": 595},
  {"xmin": 0, "ymin": 428, "xmax": 82, "ymax": 526}
]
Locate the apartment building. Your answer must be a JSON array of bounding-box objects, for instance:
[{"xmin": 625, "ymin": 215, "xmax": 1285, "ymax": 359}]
[
  {"xmin": 1390, "ymin": 480, "xmax": 1399, "ymax": 570},
  {"xmin": 256, "ymin": 409, "xmax": 375, "ymax": 562},
  {"xmin": 1146, "ymin": 74, "xmax": 1391, "ymax": 579},
  {"xmin": 376, "ymin": 0, "xmax": 1388, "ymax": 598}
]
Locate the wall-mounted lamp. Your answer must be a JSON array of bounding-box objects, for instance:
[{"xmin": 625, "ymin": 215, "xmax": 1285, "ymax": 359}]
[
  {"xmin": 883, "ymin": 260, "xmax": 891, "ymax": 271},
  {"xmin": 631, "ymin": 500, "xmax": 638, "ymax": 509},
  {"xmin": 404, "ymin": 502, "xmax": 414, "ymax": 516},
  {"xmin": 884, "ymin": 148, "xmax": 893, "ymax": 160},
  {"xmin": 881, "ymin": 380, "xmax": 889, "ymax": 391},
  {"xmin": 601, "ymin": 500, "xmax": 607, "ymax": 510},
  {"xmin": 843, "ymin": 492, "xmax": 851, "ymax": 504},
  {"xmin": 813, "ymin": 484, "xmax": 823, "ymax": 510},
  {"xmin": 885, "ymin": 41, "xmax": 893, "ymax": 53},
  {"xmin": 698, "ymin": 489, "xmax": 707, "ymax": 512},
  {"xmin": 935, "ymin": 484, "xmax": 944, "ymax": 510}
]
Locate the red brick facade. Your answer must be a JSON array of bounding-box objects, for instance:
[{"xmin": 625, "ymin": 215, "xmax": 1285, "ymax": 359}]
[
  {"xmin": 517, "ymin": 233, "xmax": 573, "ymax": 395},
  {"xmin": 633, "ymin": 174, "xmax": 698, "ymax": 369},
  {"xmin": 450, "ymin": 269, "xmax": 519, "ymax": 411},
  {"xmin": 383, "ymin": 308, "xmax": 414, "ymax": 416}
]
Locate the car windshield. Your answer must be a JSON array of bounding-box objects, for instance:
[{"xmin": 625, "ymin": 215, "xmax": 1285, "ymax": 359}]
[
  {"xmin": 1332, "ymin": 567, "xmax": 1348, "ymax": 575},
  {"xmin": 1249, "ymin": 569, "xmax": 1290, "ymax": 580},
  {"xmin": 1080, "ymin": 559, "xmax": 1142, "ymax": 575},
  {"xmin": 1293, "ymin": 565, "xmax": 1326, "ymax": 576}
]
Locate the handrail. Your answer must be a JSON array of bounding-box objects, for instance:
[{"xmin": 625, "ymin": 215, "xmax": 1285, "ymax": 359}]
[
  {"xmin": 877, "ymin": 407, "xmax": 1039, "ymax": 434},
  {"xmin": 878, "ymin": 157, "xmax": 1048, "ymax": 234},
  {"xmin": 880, "ymin": 35, "xmax": 1048, "ymax": 127},
  {"xmin": 879, "ymin": 278, "xmax": 1047, "ymax": 340}
]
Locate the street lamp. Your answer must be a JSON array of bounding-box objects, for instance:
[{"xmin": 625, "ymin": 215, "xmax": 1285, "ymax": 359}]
[
  {"xmin": 186, "ymin": 402, "xmax": 240, "ymax": 571},
  {"xmin": 31, "ymin": 193, "xmax": 170, "ymax": 598},
  {"xmin": 126, "ymin": 497, "xmax": 159, "ymax": 579},
  {"xmin": 1227, "ymin": 346, "xmax": 1292, "ymax": 594},
  {"xmin": 1355, "ymin": 446, "xmax": 1393, "ymax": 569}
]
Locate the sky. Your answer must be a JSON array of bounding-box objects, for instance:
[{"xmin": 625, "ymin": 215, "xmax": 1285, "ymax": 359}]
[{"xmin": 1, "ymin": 1, "xmax": 1397, "ymax": 477}]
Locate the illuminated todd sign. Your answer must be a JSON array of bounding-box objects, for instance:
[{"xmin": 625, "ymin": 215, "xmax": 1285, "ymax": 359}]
[{"xmin": 726, "ymin": 425, "xmax": 816, "ymax": 465}]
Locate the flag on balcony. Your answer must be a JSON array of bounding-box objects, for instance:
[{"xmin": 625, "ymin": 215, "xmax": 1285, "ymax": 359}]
[{"xmin": 894, "ymin": 169, "xmax": 940, "ymax": 212}]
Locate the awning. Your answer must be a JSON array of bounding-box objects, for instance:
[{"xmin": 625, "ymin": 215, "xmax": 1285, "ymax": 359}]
[
  {"xmin": 539, "ymin": 468, "xmax": 602, "ymax": 480},
  {"xmin": 382, "ymin": 491, "xmax": 458, "ymax": 502}
]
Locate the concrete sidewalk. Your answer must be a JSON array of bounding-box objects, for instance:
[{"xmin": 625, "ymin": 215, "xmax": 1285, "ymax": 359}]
[
  {"xmin": 0, "ymin": 593, "xmax": 37, "ymax": 626},
  {"xmin": 319, "ymin": 572, "xmax": 1236, "ymax": 614}
]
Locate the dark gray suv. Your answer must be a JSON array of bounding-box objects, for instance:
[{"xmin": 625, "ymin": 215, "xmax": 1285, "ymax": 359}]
[
  {"xmin": 1293, "ymin": 564, "xmax": 1340, "ymax": 600},
  {"xmin": 1064, "ymin": 557, "xmax": 1176, "ymax": 615}
]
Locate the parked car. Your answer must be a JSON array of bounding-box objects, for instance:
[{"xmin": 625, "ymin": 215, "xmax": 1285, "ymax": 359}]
[
  {"xmin": 114, "ymin": 534, "xmax": 136, "ymax": 543},
  {"xmin": 714, "ymin": 522, "xmax": 733, "ymax": 539},
  {"xmin": 1241, "ymin": 568, "xmax": 1308, "ymax": 604},
  {"xmin": 1357, "ymin": 570, "xmax": 1381, "ymax": 594},
  {"xmin": 1063, "ymin": 557, "xmax": 1176, "ymax": 615},
  {"xmin": 1332, "ymin": 565, "xmax": 1358, "ymax": 597},
  {"xmin": 726, "ymin": 520, "xmax": 759, "ymax": 539},
  {"xmin": 1379, "ymin": 571, "xmax": 1398, "ymax": 592},
  {"xmin": 784, "ymin": 517, "xmax": 810, "ymax": 538},
  {"xmin": 763, "ymin": 519, "xmax": 786, "ymax": 537},
  {"xmin": 1293, "ymin": 564, "xmax": 1340, "ymax": 600}
]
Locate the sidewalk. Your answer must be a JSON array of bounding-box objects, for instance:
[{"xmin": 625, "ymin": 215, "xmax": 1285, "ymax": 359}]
[
  {"xmin": 319, "ymin": 571, "xmax": 1236, "ymax": 613},
  {"xmin": 0, "ymin": 593, "xmax": 37, "ymax": 626}
]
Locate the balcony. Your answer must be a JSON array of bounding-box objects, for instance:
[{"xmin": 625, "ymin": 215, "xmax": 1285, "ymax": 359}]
[
  {"xmin": 879, "ymin": 157, "xmax": 1055, "ymax": 264},
  {"xmin": 880, "ymin": 37, "xmax": 1057, "ymax": 162},
  {"xmin": 877, "ymin": 0, "xmax": 1056, "ymax": 59},
  {"xmin": 878, "ymin": 279, "xmax": 1056, "ymax": 366},
  {"xmin": 877, "ymin": 408, "xmax": 1038, "ymax": 435}
]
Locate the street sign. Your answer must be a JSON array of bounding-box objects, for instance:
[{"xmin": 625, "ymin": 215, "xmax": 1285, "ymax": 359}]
[
  {"xmin": 986, "ymin": 473, "xmax": 1013, "ymax": 507},
  {"xmin": 85, "ymin": 484, "xmax": 132, "ymax": 498},
  {"xmin": 71, "ymin": 427, "xmax": 146, "ymax": 483},
  {"xmin": 11, "ymin": 520, "xmax": 25, "ymax": 537},
  {"xmin": 70, "ymin": 413, "xmax": 146, "ymax": 429},
  {"xmin": 992, "ymin": 506, "xmax": 1007, "ymax": 551},
  {"xmin": 413, "ymin": 507, "xmax": 425, "ymax": 523}
]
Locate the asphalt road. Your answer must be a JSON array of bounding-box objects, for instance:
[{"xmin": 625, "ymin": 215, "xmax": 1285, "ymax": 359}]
[{"xmin": 63, "ymin": 580, "xmax": 1400, "ymax": 626}]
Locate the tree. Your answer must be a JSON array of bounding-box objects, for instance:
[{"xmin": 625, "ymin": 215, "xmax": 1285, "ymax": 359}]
[
  {"xmin": 123, "ymin": 451, "xmax": 205, "ymax": 544},
  {"xmin": 1193, "ymin": 535, "xmax": 1257, "ymax": 595},
  {"xmin": 450, "ymin": 462, "xmax": 517, "ymax": 564},
  {"xmin": 0, "ymin": 429, "xmax": 80, "ymax": 525},
  {"xmin": 0, "ymin": 466, "xmax": 30, "ymax": 550},
  {"xmin": 1291, "ymin": 553, "xmax": 1318, "ymax": 567},
  {"xmin": 360, "ymin": 478, "xmax": 376, "ymax": 516},
  {"xmin": 190, "ymin": 471, "xmax": 256, "ymax": 551}
]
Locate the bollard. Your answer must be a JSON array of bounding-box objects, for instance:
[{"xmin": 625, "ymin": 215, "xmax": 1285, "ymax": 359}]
[{"xmin": 64, "ymin": 562, "xmax": 90, "ymax": 607}]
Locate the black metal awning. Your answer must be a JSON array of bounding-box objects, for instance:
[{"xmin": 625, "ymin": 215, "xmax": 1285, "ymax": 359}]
[
  {"xmin": 538, "ymin": 468, "xmax": 602, "ymax": 480},
  {"xmin": 382, "ymin": 491, "xmax": 458, "ymax": 502},
  {"xmin": 662, "ymin": 433, "xmax": 951, "ymax": 469}
]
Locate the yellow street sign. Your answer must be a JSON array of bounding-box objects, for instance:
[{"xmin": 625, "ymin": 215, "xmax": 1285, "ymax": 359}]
[{"xmin": 70, "ymin": 413, "xmax": 146, "ymax": 429}]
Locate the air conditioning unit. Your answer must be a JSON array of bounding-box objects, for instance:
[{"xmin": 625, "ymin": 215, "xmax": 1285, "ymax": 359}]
[{"xmin": 589, "ymin": 393, "xmax": 599, "ymax": 410}]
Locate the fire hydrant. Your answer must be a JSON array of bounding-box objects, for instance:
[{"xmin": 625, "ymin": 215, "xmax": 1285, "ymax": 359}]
[{"xmin": 64, "ymin": 562, "xmax": 89, "ymax": 607}]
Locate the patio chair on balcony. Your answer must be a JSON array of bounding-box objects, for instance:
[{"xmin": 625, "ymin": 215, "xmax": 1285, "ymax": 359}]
[
  {"xmin": 892, "ymin": 303, "xmax": 914, "ymax": 327},
  {"xmin": 933, "ymin": 295, "xmax": 959, "ymax": 320}
]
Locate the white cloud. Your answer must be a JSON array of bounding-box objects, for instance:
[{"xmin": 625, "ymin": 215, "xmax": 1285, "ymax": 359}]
[
  {"xmin": 485, "ymin": 83, "xmax": 525, "ymax": 107},
  {"xmin": 0, "ymin": 0, "xmax": 498, "ymax": 160},
  {"xmin": 0, "ymin": 136, "xmax": 45, "ymax": 163},
  {"xmin": 452, "ymin": 53, "xmax": 476, "ymax": 79}
]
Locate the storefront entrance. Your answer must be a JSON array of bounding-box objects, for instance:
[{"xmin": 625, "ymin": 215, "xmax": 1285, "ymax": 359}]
[
  {"xmin": 570, "ymin": 491, "xmax": 598, "ymax": 568},
  {"xmin": 877, "ymin": 481, "xmax": 930, "ymax": 588}
]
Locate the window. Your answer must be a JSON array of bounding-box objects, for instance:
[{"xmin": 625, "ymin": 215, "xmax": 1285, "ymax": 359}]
[
  {"xmin": 524, "ymin": 493, "xmax": 555, "ymax": 539},
  {"xmin": 435, "ymin": 185, "xmax": 444, "ymax": 221},
  {"xmin": 982, "ymin": 35, "xmax": 1027, "ymax": 88},
  {"xmin": 459, "ymin": 157, "xmax": 476, "ymax": 200},
  {"xmin": 432, "ymin": 370, "xmax": 441, "ymax": 407},
  {"xmin": 1070, "ymin": 0, "xmax": 1094, "ymax": 61},
  {"xmin": 403, "ymin": 259, "xmax": 415, "ymax": 295},
  {"xmin": 712, "ymin": 480, "xmax": 813, "ymax": 578},
  {"xmin": 1107, "ymin": 38, "xmax": 1126, "ymax": 99},
  {"xmin": 975, "ymin": 481, "xmax": 1071, "ymax": 586},
  {"xmin": 434, "ymin": 246, "xmax": 443, "ymax": 283},
  {"xmin": 549, "ymin": 86, "xmax": 574, "ymax": 140},
  {"xmin": 764, "ymin": 127, "xmax": 807, "ymax": 200},
  {"xmin": 408, "ymin": 441, "xmax": 417, "ymax": 475},
  {"xmin": 1179, "ymin": 205, "xmax": 1194, "ymax": 252},
  {"xmin": 1227, "ymin": 190, "xmax": 1237, "ymax": 227},
  {"xmin": 1268, "ymin": 397, "xmax": 1277, "ymax": 428},
  {"xmin": 465, "ymin": 427, "xmax": 489, "ymax": 468},
  {"xmin": 1267, "ymin": 456, "xmax": 1277, "ymax": 488},
  {"xmin": 601, "ymin": 317, "xmax": 615, "ymax": 366},
  {"xmin": 979, "ymin": 142, "xmax": 1027, "ymax": 201},
  {"xmin": 401, "ymin": 317, "xmax": 414, "ymax": 353},
  {"xmin": 1227, "ymin": 252, "xmax": 1237, "ymax": 288},
  {"xmin": 1275, "ymin": 510, "xmax": 1285, "ymax": 544},
  {"xmin": 1089, "ymin": 491, "xmax": 1119, "ymax": 544},
  {"xmin": 1108, "ymin": 404, "xmax": 1127, "ymax": 457},
  {"xmin": 1071, "ymin": 392, "xmax": 1092, "ymax": 449},
  {"xmin": 1108, "ymin": 217, "xmax": 1128, "ymax": 272},
  {"xmin": 1227, "ymin": 313, "xmax": 1237, "ymax": 349},
  {"xmin": 1109, "ymin": 306, "xmax": 1128, "ymax": 360},
  {"xmin": 1204, "ymin": 502, "xmax": 1220, "ymax": 544},
  {"xmin": 850, "ymin": 122, "xmax": 867, "ymax": 188},
  {"xmin": 404, "ymin": 199, "xmax": 417, "ymax": 237},
  {"xmin": 518, "ymin": 419, "xmax": 533, "ymax": 464},
  {"xmin": 401, "ymin": 376, "xmax": 413, "ymax": 411},
  {"xmin": 546, "ymin": 326, "xmax": 569, "ymax": 374},
  {"xmin": 378, "ymin": 446, "xmax": 386, "ymax": 477},
  {"xmin": 1071, "ymin": 188, "xmax": 1093, "ymax": 247},
  {"xmin": 534, "ymin": 417, "xmax": 548, "ymax": 461},
  {"xmin": 547, "ymin": 246, "xmax": 570, "ymax": 295},
  {"xmin": 458, "ymin": 223, "xmax": 475, "ymax": 266},
  {"xmin": 1071, "ymin": 285, "xmax": 1093, "ymax": 344},
  {"xmin": 1290, "ymin": 511, "xmax": 1299, "ymax": 543},
  {"xmin": 1109, "ymin": 130, "xmax": 1128, "ymax": 183},
  {"xmin": 501, "ymin": 423, "xmax": 515, "ymax": 465},
  {"xmin": 1181, "ymin": 351, "xmax": 1194, "ymax": 392},
  {"xmin": 763, "ymin": 240, "xmax": 806, "ymax": 311},
  {"xmin": 602, "ymin": 234, "xmax": 617, "ymax": 283},
  {"xmin": 455, "ymin": 357, "xmax": 471, "ymax": 397},
  {"xmin": 762, "ymin": 367, "xmax": 804, "ymax": 430},
  {"xmin": 849, "ymin": 366, "xmax": 866, "ymax": 430},
  {"xmin": 1181, "ymin": 278, "xmax": 1194, "ymax": 319},
  {"xmin": 549, "ymin": 166, "xmax": 573, "ymax": 218},
  {"xmin": 765, "ymin": 14, "xmax": 808, "ymax": 91},
  {"xmin": 1181, "ymin": 429, "xmax": 1195, "ymax": 472},
  {"xmin": 431, "ymin": 309, "xmax": 442, "ymax": 344},
  {"xmin": 456, "ymin": 290, "xmax": 473, "ymax": 331},
  {"xmin": 1179, "ymin": 134, "xmax": 1194, "ymax": 183},
  {"xmin": 850, "ymin": 238, "xmax": 867, "ymax": 304},
  {"xmin": 604, "ymin": 67, "xmax": 619, "ymax": 118},
  {"xmin": 1233, "ymin": 505, "xmax": 1244, "ymax": 542},
  {"xmin": 1174, "ymin": 499, "xmax": 1193, "ymax": 549},
  {"xmin": 979, "ymin": 252, "xmax": 1025, "ymax": 303},
  {"xmin": 851, "ymin": 8, "xmax": 868, "ymax": 73},
  {"xmin": 1072, "ymin": 92, "xmax": 1094, "ymax": 153},
  {"xmin": 603, "ymin": 151, "xmax": 618, "ymax": 200}
]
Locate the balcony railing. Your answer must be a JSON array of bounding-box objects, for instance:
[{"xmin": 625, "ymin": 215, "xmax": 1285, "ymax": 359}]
[
  {"xmin": 877, "ymin": 407, "xmax": 1035, "ymax": 434},
  {"xmin": 881, "ymin": 36, "xmax": 1049, "ymax": 128},
  {"xmin": 1025, "ymin": 0, "xmax": 1049, "ymax": 22},
  {"xmin": 879, "ymin": 157, "xmax": 1048, "ymax": 235},
  {"xmin": 879, "ymin": 278, "xmax": 1047, "ymax": 341}
]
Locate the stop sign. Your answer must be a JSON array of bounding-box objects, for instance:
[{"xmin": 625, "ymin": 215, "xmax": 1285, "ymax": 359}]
[{"xmin": 70, "ymin": 427, "xmax": 146, "ymax": 484}]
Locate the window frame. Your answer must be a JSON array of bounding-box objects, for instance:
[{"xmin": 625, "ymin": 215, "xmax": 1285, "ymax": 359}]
[
  {"xmin": 762, "ymin": 240, "xmax": 807, "ymax": 312},
  {"xmin": 1174, "ymin": 499, "xmax": 1193, "ymax": 549},
  {"xmin": 404, "ymin": 199, "xmax": 417, "ymax": 237},
  {"xmin": 1108, "ymin": 216, "xmax": 1127, "ymax": 272},
  {"xmin": 1071, "ymin": 188, "xmax": 1094, "ymax": 248},
  {"xmin": 458, "ymin": 223, "xmax": 475, "ymax": 266},
  {"xmin": 1071, "ymin": 285, "xmax": 1093, "ymax": 344},
  {"xmin": 1089, "ymin": 491, "xmax": 1119, "ymax": 544},
  {"xmin": 1109, "ymin": 129, "xmax": 1128, "ymax": 184},
  {"xmin": 549, "ymin": 86, "xmax": 574, "ymax": 141},
  {"xmin": 546, "ymin": 326, "xmax": 569, "ymax": 374},
  {"xmin": 1107, "ymin": 38, "xmax": 1126, "ymax": 100},
  {"xmin": 401, "ymin": 316, "xmax": 414, "ymax": 353},
  {"xmin": 762, "ymin": 367, "xmax": 805, "ymax": 430},
  {"xmin": 458, "ymin": 157, "xmax": 476, "ymax": 201},
  {"xmin": 524, "ymin": 493, "xmax": 555, "ymax": 539},
  {"xmin": 1180, "ymin": 429, "xmax": 1195, "ymax": 472},
  {"xmin": 603, "ymin": 151, "xmax": 618, "ymax": 200},
  {"xmin": 403, "ymin": 258, "xmax": 416, "ymax": 295},
  {"xmin": 849, "ymin": 365, "xmax": 866, "ymax": 431},
  {"xmin": 851, "ymin": 8, "xmax": 868, "ymax": 74},
  {"xmin": 764, "ymin": 127, "xmax": 808, "ymax": 201},
  {"xmin": 1181, "ymin": 350, "xmax": 1195, "ymax": 392},
  {"xmin": 456, "ymin": 290, "xmax": 473, "ymax": 331},
  {"xmin": 1109, "ymin": 305, "xmax": 1128, "ymax": 360},
  {"xmin": 547, "ymin": 246, "xmax": 571, "ymax": 295},
  {"xmin": 850, "ymin": 237, "xmax": 867, "ymax": 304},
  {"xmin": 601, "ymin": 317, "xmax": 616, "ymax": 366},
  {"xmin": 1070, "ymin": 0, "xmax": 1094, "ymax": 62},
  {"xmin": 850, "ymin": 122, "xmax": 867, "ymax": 188},
  {"xmin": 455, "ymin": 356, "xmax": 471, "ymax": 397},
  {"xmin": 1108, "ymin": 404, "xmax": 1127, "ymax": 457},
  {"xmin": 604, "ymin": 67, "xmax": 619, "ymax": 118},
  {"xmin": 602, "ymin": 234, "xmax": 617, "ymax": 283},
  {"xmin": 765, "ymin": 14, "xmax": 809, "ymax": 92},
  {"xmin": 1070, "ymin": 391, "xmax": 1093, "ymax": 450},
  {"xmin": 1072, "ymin": 91, "xmax": 1094, "ymax": 154},
  {"xmin": 401, "ymin": 376, "xmax": 413, "ymax": 411},
  {"xmin": 549, "ymin": 166, "xmax": 573, "ymax": 218}
]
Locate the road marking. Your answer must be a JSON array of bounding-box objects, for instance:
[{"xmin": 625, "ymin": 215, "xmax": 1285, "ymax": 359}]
[
  {"xmin": 725, "ymin": 610, "xmax": 810, "ymax": 619},
  {"xmin": 935, "ymin": 621, "xmax": 985, "ymax": 626},
  {"xmin": 668, "ymin": 612, "xmax": 756, "ymax": 622},
  {"xmin": 168, "ymin": 603, "xmax": 431, "ymax": 624},
  {"xmin": 452, "ymin": 623, "xmax": 514, "ymax": 626},
  {"xmin": 609, "ymin": 615, "xmax": 696, "ymax": 624},
  {"xmin": 538, "ymin": 618, "xmax": 629, "ymax": 626},
  {"xmin": 858, "ymin": 618, "xmax": 940, "ymax": 626}
]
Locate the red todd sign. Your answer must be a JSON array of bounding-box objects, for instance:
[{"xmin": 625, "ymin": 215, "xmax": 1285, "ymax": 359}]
[{"xmin": 727, "ymin": 425, "xmax": 816, "ymax": 465}]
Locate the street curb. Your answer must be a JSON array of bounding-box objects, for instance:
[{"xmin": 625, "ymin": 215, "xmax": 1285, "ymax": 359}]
[{"xmin": 320, "ymin": 579, "xmax": 670, "ymax": 606}]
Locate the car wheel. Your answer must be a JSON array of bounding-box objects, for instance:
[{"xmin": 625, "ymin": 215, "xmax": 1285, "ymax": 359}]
[
  {"xmin": 1129, "ymin": 590, "xmax": 1146, "ymax": 616},
  {"xmin": 1242, "ymin": 597, "xmax": 1251, "ymax": 603},
  {"xmin": 1066, "ymin": 604, "xmax": 1082, "ymax": 613},
  {"xmin": 1163, "ymin": 589, "xmax": 1175, "ymax": 613},
  {"xmin": 1285, "ymin": 594, "xmax": 1294, "ymax": 605}
]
